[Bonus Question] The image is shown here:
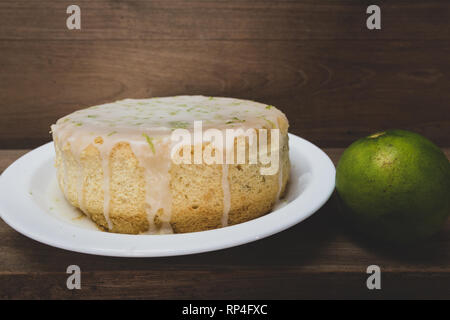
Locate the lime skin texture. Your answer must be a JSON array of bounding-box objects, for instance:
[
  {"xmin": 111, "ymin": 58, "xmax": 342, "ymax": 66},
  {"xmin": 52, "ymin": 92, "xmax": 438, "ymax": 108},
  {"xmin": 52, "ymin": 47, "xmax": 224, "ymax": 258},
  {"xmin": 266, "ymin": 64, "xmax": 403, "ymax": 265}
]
[{"xmin": 336, "ymin": 129, "xmax": 450, "ymax": 245}]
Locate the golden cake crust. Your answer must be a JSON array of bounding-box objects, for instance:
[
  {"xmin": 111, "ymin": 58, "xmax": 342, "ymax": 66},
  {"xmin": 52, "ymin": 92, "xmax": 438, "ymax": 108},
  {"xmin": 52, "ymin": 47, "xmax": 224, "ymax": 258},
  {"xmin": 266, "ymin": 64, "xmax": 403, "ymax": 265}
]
[{"xmin": 55, "ymin": 135, "xmax": 289, "ymax": 234}]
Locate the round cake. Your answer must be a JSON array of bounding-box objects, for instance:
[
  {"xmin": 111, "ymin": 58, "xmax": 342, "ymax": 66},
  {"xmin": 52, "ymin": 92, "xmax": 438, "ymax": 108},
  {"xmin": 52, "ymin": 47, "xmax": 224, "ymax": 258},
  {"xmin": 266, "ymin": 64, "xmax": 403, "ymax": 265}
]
[{"xmin": 51, "ymin": 96, "xmax": 290, "ymax": 234}]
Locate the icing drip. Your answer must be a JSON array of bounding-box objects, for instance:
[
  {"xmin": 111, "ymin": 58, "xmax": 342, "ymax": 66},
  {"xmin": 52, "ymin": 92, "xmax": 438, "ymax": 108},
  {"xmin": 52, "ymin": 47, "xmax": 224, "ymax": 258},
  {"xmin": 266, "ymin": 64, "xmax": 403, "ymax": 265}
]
[
  {"xmin": 277, "ymin": 163, "xmax": 283, "ymax": 200},
  {"xmin": 100, "ymin": 149, "xmax": 113, "ymax": 230},
  {"xmin": 130, "ymin": 137, "xmax": 173, "ymax": 234},
  {"xmin": 221, "ymin": 164, "xmax": 231, "ymax": 227},
  {"xmin": 276, "ymin": 135, "xmax": 284, "ymax": 201},
  {"xmin": 76, "ymin": 161, "xmax": 86, "ymax": 213},
  {"xmin": 62, "ymin": 155, "xmax": 69, "ymax": 196}
]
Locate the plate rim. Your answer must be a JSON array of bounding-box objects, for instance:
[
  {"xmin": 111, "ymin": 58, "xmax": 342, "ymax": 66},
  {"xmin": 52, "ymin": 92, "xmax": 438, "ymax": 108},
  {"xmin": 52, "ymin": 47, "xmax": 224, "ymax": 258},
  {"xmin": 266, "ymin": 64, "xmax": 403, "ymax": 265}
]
[{"xmin": 0, "ymin": 133, "xmax": 336, "ymax": 257}]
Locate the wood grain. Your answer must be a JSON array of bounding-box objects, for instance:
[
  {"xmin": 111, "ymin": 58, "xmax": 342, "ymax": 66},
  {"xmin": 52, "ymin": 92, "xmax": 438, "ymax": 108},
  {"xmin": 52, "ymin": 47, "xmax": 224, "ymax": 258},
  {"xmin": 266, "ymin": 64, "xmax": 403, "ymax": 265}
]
[
  {"xmin": 0, "ymin": 1, "xmax": 449, "ymax": 148},
  {"xmin": 0, "ymin": 148, "xmax": 449, "ymax": 299},
  {"xmin": 0, "ymin": 1, "xmax": 449, "ymax": 40},
  {"xmin": 1, "ymin": 40, "xmax": 449, "ymax": 148}
]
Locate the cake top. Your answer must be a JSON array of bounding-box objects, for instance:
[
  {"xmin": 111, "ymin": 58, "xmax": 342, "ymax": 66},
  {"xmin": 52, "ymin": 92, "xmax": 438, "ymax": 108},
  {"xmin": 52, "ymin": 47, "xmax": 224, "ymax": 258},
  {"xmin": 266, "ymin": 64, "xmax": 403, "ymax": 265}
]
[
  {"xmin": 51, "ymin": 95, "xmax": 288, "ymax": 163},
  {"xmin": 52, "ymin": 96, "xmax": 287, "ymax": 136}
]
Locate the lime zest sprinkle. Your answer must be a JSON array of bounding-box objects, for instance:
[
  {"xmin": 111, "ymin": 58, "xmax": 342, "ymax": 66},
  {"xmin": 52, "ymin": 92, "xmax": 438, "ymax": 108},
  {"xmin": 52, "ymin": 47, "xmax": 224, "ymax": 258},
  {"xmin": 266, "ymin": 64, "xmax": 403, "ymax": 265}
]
[
  {"xmin": 258, "ymin": 115, "xmax": 276, "ymax": 128},
  {"xmin": 226, "ymin": 117, "xmax": 245, "ymax": 124},
  {"xmin": 169, "ymin": 121, "xmax": 189, "ymax": 129},
  {"xmin": 107, "ymin": 131, "xmax": 117, "ymax": 136},
  {"xmin": 142, "ymin": 133, "xmax": 155, "ymax": 154},
  {"xmin": 266, "ymin": 105, "xmax": 273, "ymax": 109},
  {"xmin": 266, "ymin": 119, "xmax": 275, "ymax": 128},
  {"xmin": 87, "ymin": 115, "xmax": 98, "ymax": 118}
]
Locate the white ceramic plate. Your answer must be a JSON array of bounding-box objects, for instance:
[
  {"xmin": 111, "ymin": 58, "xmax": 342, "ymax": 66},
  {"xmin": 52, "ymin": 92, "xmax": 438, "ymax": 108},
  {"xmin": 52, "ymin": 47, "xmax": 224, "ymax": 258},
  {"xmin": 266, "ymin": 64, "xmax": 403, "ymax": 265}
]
[{"xmin": 0, "ymin": 134, "xmax": 335, "ymax": 257}]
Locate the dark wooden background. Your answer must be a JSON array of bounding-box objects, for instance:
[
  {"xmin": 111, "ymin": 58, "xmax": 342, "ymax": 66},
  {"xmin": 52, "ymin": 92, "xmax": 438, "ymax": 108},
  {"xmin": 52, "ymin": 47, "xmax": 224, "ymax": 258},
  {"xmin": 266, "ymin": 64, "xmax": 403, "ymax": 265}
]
[
  {"xmin": 0, "ymin": 1, "xmax": 449, "ymax": 149},
  {"xmin": 0, "ymin": 0, "xmax": 449, "ymax": 300}
]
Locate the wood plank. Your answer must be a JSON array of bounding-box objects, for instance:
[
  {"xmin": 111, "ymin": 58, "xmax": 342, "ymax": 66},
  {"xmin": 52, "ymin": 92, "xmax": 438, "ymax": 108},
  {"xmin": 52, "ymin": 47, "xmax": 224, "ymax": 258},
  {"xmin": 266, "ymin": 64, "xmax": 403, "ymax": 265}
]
[
  {"xmin": 1, "ymin": 40, "xmax": 449, "ymax": 148},
  {"xmin": 0, "ymin": 196, "xmax": 449, "ymax": 299},
  {"xmin": 0, "ymin": 1, "xmax": 449, "ymax": 40},
  {"xmin": 0, "ymin": 149, "xmax": 449, "ymax": 299},
  {"xmin": 1, "ymin": 270, "xmax": 449, "ymax": 299}
]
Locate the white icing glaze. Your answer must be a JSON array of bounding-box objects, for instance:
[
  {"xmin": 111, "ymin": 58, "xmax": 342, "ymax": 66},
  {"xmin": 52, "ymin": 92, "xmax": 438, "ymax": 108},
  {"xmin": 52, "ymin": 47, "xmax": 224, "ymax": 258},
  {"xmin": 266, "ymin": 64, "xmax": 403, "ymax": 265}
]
[
  {"xmin": 277, "ymin": 164, "xmax": 283, "ymax": 201},
  {"xmin": 62, "ymin": 154, "xmax": 69, "ymax": 196},
  {"xmin": 76, "ymin": 162, "xmax": 86, "ymax": 213},
  {"xmin": 276, "ymin": 135, "xmax": 286, "ymax": 201},
  {"xmin": 99, "ymin": 146, "xmax": 113, "ymax": 230},
  {"xmin": 221, "ymin": 164, "xmax": 231, "ymax": 227},
  {"xmin": 51, "ymin": 96, "xmax": 287, "ymax": 234},
  {"xmin": 129, "ymin": 137, "xmax": 174, "ymax": 234}
]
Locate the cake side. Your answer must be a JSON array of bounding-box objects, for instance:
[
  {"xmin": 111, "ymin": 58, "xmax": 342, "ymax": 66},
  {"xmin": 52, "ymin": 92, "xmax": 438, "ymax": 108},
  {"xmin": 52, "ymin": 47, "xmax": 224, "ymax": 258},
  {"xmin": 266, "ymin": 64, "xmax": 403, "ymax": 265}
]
[
  {"xmin": 51, "ymin": 96, "xmax": 290, "ymax": 234},
  {"xmin": 54, "ymin": 134, "xmax": 290, "ymax": 234}
]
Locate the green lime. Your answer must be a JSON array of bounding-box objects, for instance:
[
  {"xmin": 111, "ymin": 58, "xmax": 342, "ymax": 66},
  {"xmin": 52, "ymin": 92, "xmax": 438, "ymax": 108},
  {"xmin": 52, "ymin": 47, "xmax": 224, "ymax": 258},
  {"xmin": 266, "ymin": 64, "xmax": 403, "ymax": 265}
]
[{"xmin": 336, "ymin": 129, "xmax": 450, "ymax": 245}]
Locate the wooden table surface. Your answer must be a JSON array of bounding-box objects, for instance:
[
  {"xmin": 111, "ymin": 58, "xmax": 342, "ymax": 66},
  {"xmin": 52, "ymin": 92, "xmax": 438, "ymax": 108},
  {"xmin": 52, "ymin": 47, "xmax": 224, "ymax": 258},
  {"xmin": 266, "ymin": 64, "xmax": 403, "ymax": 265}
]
[{"xmin": 1, "ymin": 148, "xmax": 449, "ymax": 300}]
